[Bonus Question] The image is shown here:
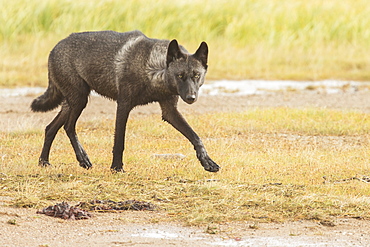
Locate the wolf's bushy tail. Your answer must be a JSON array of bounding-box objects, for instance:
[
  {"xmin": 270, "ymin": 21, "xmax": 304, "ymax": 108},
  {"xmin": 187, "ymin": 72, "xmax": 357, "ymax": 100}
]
[{"xmin": 31, "ymin": 82, "xmax": 63, "ymax": 112}]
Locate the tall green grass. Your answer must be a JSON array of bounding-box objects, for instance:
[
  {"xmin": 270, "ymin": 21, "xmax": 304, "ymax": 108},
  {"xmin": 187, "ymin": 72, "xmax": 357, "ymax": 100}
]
[{"xmin": 1, "ymin": 0, "xmax": 370, "ymax": 87}]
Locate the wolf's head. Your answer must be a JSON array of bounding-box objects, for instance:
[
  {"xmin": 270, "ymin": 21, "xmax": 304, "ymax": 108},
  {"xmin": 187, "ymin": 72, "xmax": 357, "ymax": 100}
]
[{"xmin": 166, "ymin": 40, "xmax": 208, "ymax": 104}]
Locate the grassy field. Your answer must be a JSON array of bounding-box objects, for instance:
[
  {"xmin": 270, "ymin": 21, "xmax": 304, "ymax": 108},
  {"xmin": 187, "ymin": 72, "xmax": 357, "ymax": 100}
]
[
  {"xmin": 1, "ymin": 0, "xmax": 370, "ymax": 87},
  {"xmin": 1, "ymin": 108, "xmax": 370, "ymax": 225},
  {"xmin": 2, "ymin": 0, "xmax": 370, "ymax": 227}
]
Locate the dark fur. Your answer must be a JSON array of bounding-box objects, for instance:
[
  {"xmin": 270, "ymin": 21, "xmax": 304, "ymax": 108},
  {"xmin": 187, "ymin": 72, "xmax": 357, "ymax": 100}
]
[{"xmin": 31, "ymin": 30, "xmax": 220, "ymax": 172}]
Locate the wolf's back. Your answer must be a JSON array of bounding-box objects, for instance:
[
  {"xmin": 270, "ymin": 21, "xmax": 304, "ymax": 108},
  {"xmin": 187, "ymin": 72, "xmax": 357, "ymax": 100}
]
[{"xmin": 31, "ymin": 30, "xmax": 151, "ymax": 112}]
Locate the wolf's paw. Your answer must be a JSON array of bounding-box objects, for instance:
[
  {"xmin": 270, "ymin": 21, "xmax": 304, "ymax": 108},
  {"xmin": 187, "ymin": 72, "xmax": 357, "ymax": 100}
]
[
  {"xmin": 79, "ymin": 158, "xmax": 93, "ymax": 169},
  {"xmin": 110, "ymin": 163, "xmax": 125, "ymax": 173},
  {"xmin": 200, "ymin": 156, "xmax": 220, "ymax": 172},
  {"xmin": 110, "ymin": 167, "xmax": 126, "ymax": 173},
  {"xmin": 39, "ymin": 158, "xmax": 52, "ymax": 167}
]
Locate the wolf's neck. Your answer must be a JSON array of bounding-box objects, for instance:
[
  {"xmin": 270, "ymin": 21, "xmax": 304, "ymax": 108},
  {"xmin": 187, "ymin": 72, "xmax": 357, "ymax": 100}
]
[
  {"xmin": 145, "ymin": 45, "xmax": 167, "ymax": 84},
  {"xmin": 146, "ymin": 66, "xmax": 166, "ymax": 83}
]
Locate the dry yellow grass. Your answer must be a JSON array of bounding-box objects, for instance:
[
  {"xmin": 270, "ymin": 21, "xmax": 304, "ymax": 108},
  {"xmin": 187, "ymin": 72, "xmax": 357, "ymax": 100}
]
[{"xmin": 1, "ymin": 108, "xmax": 370, "ymax": 225}]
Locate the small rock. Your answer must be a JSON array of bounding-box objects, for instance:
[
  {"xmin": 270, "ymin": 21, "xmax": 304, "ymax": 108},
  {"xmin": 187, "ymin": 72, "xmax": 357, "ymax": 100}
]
[{"xmin": 152, "ymin": 153, "xmax": 186, "ymax": 159}]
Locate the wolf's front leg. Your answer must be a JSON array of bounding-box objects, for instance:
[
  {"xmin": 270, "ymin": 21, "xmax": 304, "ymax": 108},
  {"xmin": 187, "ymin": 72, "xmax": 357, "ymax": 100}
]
[
  {"xmin": 111, "ymin": 100, "xmax": 132, "ymax": 172},
  {"xmin": 159, "ymin": 98, "xmax": 220, "ymax": 172}
]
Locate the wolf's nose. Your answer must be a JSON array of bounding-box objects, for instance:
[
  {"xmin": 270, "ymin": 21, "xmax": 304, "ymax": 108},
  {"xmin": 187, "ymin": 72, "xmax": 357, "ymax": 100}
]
[{"xmin": 186, "ymin": 94, "xmax": 196, "ymax": 102}]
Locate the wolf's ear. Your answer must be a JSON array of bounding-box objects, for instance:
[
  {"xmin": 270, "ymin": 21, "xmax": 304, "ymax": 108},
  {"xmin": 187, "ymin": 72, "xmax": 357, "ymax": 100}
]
[
  {"xmin": 167, "ymin": 39, "xmax": 185, "ymax": 67},
  {"xmin": 194, "ymin": 41, "xmax": 208, "ymax": 68}
]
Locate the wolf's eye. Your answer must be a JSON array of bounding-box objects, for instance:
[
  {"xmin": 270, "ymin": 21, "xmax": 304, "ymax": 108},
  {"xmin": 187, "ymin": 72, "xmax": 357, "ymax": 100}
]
[
  {"xmin": 194, "ymin": 73, "xmax": 200, "ymax": 79},
  {"xmin": 177, "ymin": 74, "xmax": 183, "ymax": 79}
]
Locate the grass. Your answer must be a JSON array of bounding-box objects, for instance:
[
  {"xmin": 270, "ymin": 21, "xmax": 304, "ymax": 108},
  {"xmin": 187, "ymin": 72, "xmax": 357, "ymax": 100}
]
[
  {"xmin": 1, "ymin": 0, "xmax": 370, "ymax": 87},
  {"xmin": 2, "ymin": 0, "xmax": 370, "ymax": 225},
  {"xmin": 1, "ymin": 108, "xmax": 370, "ymax": 225}
]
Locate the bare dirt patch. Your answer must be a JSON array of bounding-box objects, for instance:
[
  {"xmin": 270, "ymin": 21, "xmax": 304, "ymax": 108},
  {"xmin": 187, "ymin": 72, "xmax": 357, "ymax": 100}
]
[
  {"xmin": 1, "ymin": 202, "xmax": 370, "ymax": 247},
  {"xmin": 2, "ymin": 90, "xmax": 370, "ymax": 131},
  {"xmin": 2, "ymin": 89, "xmax": 370, "ymax": 246}
]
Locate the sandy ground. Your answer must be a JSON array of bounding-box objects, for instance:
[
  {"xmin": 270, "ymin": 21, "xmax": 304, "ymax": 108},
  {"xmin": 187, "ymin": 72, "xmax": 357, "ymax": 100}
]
[
  {"xmin": 1, "ymin": 202, "xmax": 370, "ymax": 247},
  {"xmin": 2, "ymin": 88, "xmax": 370, "ymax": 246}
]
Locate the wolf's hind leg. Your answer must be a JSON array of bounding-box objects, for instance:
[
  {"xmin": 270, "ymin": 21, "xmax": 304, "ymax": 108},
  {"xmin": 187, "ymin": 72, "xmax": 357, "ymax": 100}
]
[
  {"xmin": 39, "ymin": 102, "xmax": 69, "ymax": 167},
  {"xmin": 61, "ymin": 78, "xmax": 92, "ymax": 169},
  {"xmin": 63, "ymin": 88, "xmax": 92, "ymax": 169}
]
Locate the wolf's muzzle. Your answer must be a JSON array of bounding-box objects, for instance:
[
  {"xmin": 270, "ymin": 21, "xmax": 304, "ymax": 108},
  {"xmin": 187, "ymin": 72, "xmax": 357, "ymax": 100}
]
[{"xmin": 185, "ymin": 94, "xmax": 197, "ymax": 104}]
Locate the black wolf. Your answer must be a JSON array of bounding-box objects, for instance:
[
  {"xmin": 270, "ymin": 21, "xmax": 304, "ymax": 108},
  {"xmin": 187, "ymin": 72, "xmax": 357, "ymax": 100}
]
[{"xmin": 31, "ymin": 30, "xmax": 220, "ymax": 173}]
